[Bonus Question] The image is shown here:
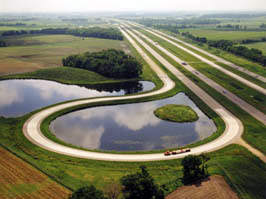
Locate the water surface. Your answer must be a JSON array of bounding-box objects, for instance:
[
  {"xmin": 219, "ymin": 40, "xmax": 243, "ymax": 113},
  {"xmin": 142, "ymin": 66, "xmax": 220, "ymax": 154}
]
[
  {"xmin": 0, "ymin": 79, "xmax": 154, "ymax": 117},
  {"xmin": 51, "ymin": 93, "xmax": 217, "ymax": 151}
]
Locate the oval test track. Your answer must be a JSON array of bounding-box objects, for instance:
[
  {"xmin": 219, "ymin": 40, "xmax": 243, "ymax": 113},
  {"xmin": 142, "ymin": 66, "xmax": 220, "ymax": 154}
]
[{"xmin": 23, "ymin": 26, "xmax": 243, "ymax": 162}]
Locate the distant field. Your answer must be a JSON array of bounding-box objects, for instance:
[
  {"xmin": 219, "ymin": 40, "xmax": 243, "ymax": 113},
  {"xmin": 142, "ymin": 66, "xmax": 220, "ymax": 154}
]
[
  {"xmin": 180, "ymin": 29, "xmax": 266, "ymax": 41},
  {"xmin": 0, "ymin": 34, "xmax": 129, "ymax": 75},
  {"xmin": 244, "ymin": 42, "xmax": 266, "ymax": 55},
  {"xmin": 0, "ymin": 147, "xmax": 70, "ymax": 199}
]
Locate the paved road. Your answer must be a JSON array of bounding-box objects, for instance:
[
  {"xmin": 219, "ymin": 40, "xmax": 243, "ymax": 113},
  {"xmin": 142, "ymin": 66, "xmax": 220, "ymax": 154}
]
[
  {"xmin": 23, "ymin": 26, "xmax": 244, "ymax": 162},
  {"xmin": 125, "ymin": 25, "xmax": 266, "ymax": 125},
  {"xmin": 133, "ymin": 23, "xmax": 266, "ymax": 84}
]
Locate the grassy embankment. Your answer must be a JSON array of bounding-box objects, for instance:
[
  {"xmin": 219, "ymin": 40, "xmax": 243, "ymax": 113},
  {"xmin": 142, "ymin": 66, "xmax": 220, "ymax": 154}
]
[
  {"xmin": 138, "ymin": 29, "xmax": 266, "ymax": 114},
  {"xmin": 136, "ymin": 27, "xmax": 266, "ymax": 155},
  {"xmin": 154, "ymin": 104, "xmax": 199, "ymax": 123}
]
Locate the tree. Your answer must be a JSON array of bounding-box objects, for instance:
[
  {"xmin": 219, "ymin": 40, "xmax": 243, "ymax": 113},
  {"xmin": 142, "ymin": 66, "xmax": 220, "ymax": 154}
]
[
  {"xmin": 69, "ymin": 185, "xmax": 106, "ymax": 199},
  {"xmin": 181, "ymin": 155, "xmax": 210, "ymax": 185},
  {"xmin": 120, "ymin": 166, "xmax": 164, "ymax": 199},
  {"xmin": 104, "ymin": 182, "xmax": 122, "ymax": 199}
]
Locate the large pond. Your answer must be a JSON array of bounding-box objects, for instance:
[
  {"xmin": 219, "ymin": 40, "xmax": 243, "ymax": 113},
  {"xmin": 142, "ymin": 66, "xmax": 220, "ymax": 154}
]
[
  {"xmin": 0, "ymin": 79, "xmax": 155, "ymax": 117},
  {"xmin": 51, "ymin": 93, "xmax": 217, "ymax": 152}
]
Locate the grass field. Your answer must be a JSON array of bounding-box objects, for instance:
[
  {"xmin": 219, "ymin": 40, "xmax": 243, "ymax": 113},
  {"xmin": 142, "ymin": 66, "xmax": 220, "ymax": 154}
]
[
  {"xmin": 0, "ymin": 147, "xmax": 71, "ymax": 199},
  {"xmin": 0, "ymin": 34, "xmax": 129, "ymax": 75},
  {"xmin": 179, "ymin": 29, "xmax": 266, "ymax": 41},
  {"xmin": 154, "ymin": 104, "xmax": 199, "ymax": 123},
  {"xmin": 244, "ymin": 42, "xmax": 266, "ymax": 55}
]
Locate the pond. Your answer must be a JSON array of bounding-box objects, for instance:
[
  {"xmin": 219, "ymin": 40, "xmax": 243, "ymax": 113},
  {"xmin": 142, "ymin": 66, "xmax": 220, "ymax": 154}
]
[
  {"xmin": 51, "ymin": 93, "xmax": 217, "ymax": 152},
  {"xmin": 0, "ymin": 79, "xmax": 155, "ymax": 117}
]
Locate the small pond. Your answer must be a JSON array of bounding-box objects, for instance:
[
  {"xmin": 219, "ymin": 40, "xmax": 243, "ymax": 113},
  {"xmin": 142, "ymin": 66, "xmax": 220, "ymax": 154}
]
[
  {"xmin": 50, "ymin": 93, "xmax": 217, "ymax": 152},
  {"xmin": 0, "ymin": 79, "xmax": 155, "ymax": 117}
]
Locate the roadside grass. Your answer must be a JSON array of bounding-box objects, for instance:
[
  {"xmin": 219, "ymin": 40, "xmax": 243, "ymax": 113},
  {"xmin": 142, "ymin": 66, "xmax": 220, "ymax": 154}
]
[
  {"xmin": 179, "ymin": 29, "xmax": 266, "ymax": 41},
  {"xmin": 172, "ymin": 33, "xmax": 266, "ymax": 78},
  {"xmin": 139, "ymin": 29, "xmax": 266, "ymax": 114},
  {"xmin": 0, "ymin": 34, "xmax": 128, "ymax": 75},
  {"xmin": 152, "ymin": 29, "xmax": 266, "ymax": 88},
  {"xmin": 154, "ymin": 104, "xmax": 199, "ymax": 123}
]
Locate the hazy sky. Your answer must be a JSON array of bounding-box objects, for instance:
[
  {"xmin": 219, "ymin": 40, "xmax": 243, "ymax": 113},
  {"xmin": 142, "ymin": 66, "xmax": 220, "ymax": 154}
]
[{"xmin": 1, "ymin": 0, "xmax": 266, "ymax": 12}]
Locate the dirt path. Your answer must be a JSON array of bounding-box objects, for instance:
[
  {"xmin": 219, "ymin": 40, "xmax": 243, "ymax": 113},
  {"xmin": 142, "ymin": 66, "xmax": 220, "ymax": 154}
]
[{"xmin": 166, "ymin": 175, "xmax": 239, "ymax": 199}]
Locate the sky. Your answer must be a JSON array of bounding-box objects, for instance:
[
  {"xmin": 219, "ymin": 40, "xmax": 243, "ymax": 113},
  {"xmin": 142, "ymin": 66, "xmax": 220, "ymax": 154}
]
[{"xmin": 0, "ymin": 0, "xmax": 266, "ymax": 13}]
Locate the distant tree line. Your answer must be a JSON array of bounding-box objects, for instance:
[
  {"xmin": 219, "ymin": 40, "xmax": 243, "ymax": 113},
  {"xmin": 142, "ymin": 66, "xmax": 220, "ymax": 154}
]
[
  {"xmin": 241, "ymin": 37, "xmax": 266, "ymax": 44},
  {"xmin": 181, "ymin": 32, "xmax": 266, "ymax": 66},
  {"xmin": 181, "ymin": 32, "xmax": 207, "ymax": 43},
  {"xmin": 62, "ymin": 49, "xmax": 142, "ymax": 79},
  {"xmin": 153, "ymin": 25, "xmax": 180, "ymax": 34},
  {"xmin": 260, "ymin": 23, "xmax": 266, "ymax": 29},
  {"xmin": 1, "ymin": 27, "xmax": 123, "ymax": 40},
  {"xmin": 216, "ymin": 24, "xmax": 248, "ymax": 30},
  {"xmin": 0, "ymin": 41, "xmax": 7, "ymax": 47},
  {"xmin": 0, "ymin": 23, "xmax": 26, "ymax": 27}
]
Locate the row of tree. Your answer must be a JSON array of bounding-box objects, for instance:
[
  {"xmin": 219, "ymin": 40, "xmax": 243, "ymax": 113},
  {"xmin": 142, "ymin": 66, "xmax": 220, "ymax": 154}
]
[
  {"xmin": 0, "ymin": 22, "xmax": 26, "ymax": 26},
  {"xmin": 0, "ymin": 41, "xmax": 7, "ymax": 47},
  {"xmin": 69, "ymin": 154, "xmax": 210, "ymax": 199},
  {"xmin": 62, "ymin": 49, "xmax": 142, "ymax": 79},
  {"xmin": 216, "ymin": 24, "xmax": 248, "ymax": 30},
  {"xmin": 1, "ymin": 27, "xmax": 123, "ymax": 40},
  {"xmin": 181, "ymin": 32, "xmax": 266, "ymax": 66}
]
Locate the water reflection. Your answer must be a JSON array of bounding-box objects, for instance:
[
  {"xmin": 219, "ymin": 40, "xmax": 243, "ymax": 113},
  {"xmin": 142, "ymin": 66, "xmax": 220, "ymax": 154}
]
[
  {"xmin": 51, "ymin": 93, "xmax": 217, "ymax": 151},
  {"xmin": 0, "ymin": 79, "xmax": 154, "ymax": 117}
]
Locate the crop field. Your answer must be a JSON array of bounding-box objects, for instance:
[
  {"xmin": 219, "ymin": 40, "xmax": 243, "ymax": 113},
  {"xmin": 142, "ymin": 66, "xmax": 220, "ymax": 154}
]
[
  {"xmin": 179, "ymin": 29, "xmax": 266, "ymax": 41},
  {"xmin": 244, "ymin": 42, "xmax": 266, "ymax": 55},
  {"xmin": 0, "ymin": 147, "xmax": 71, "ymax": 199},
  {"xmin": 0, "ymin": 34, "xmax": 129, "ymax": 75},
  {"xmin": 166, "ymin": 175, "xmax": 239, "ymax": 199}
]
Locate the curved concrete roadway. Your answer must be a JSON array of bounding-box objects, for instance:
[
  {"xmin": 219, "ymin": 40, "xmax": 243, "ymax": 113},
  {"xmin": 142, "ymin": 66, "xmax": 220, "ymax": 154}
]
[
  {"xmin": 126, "ymin": 25, "xmax": 266, "ymax": 125},
  {"xmin": 23, "ymin": 25, "xmax": 244, "ymax": 162},
  {"xmin": 134, "ymin": 23, "xmax": 266, "ymax": 84}
]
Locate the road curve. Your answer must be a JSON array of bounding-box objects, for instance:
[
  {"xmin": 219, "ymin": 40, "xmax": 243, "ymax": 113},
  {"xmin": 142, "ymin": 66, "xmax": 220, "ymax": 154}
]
[
  {"xmin": 23, "ymin": 26, "xmax": 243, "ymax": 162},
  {"xmin": 134, "ymin": 23, "xmax": 266, "ymax": 84},
  {"xmin": 126, "ymin": 25, "xmax": 266, "ymax": 125}
]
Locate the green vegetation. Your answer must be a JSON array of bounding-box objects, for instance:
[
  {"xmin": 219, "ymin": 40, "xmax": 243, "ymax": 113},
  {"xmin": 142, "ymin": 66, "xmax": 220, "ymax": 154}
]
[
  {"xmin": 63, "ymin": 49, "xmax": 142, "ymax": 79},
  {"xmin": 70, "ymin": 185, "xmax": 106, "ymax": 199},
  {"xmin": 121, "ymin": 166, "xmax": 164, "ymax": 199},
  {"xmin": 154, "ymin": 104, "xmax": 198, "ymax": 123},
  {"xmin": 181, "ymin": 154, "xmax": 210, "ymax": 184},
  {"xmin": 0, "ymin": 67, "xmax": 115, "ymax": 85},
  {"xmin": 1, "ymin": 27, "xmax": 123, "ymax": 40},
  {"xmin": 244, "ymin": 42, "xmax": 266, "ymax": 55},
  {"xmin": 0, "ymin": 34, "xmax": 128, "ymax": 76}
]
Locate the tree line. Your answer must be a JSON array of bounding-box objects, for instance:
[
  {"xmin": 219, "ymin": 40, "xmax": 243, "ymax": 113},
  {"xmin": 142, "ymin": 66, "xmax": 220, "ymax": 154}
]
[
  {"xmin": 0, "ymin": 41, "xmax": 7, "ymax": 47},
  {"xmin": 62, "ymin": 49, "xmax": 142, "ymax": 79},
  {"xmin": 181, "ymin": 32, "xmax": 266, "ymax": 66},
  {"xmin": 1, "ymin": 27, "xmax": 123, "ymax": 40},
  {"xmin": 69, "ymin": 154, "xmax": 210, "ymax": 199}
]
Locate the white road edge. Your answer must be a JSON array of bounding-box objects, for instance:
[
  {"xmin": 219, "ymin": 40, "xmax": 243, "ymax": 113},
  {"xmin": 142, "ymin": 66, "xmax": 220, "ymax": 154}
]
[{"xmin": 23, "ymin": 26, "xmax": 244, "ymax": 162}]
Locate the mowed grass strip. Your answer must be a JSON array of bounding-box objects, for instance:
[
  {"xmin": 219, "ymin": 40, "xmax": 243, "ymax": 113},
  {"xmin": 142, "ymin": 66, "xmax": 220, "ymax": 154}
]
[
  {"xmin": 154, "ymin": 104, "xmax": 198, "ymax": 123},
  {"xmin": 0, "ymin": 147, "xmax": 71, "ymax": 199}
]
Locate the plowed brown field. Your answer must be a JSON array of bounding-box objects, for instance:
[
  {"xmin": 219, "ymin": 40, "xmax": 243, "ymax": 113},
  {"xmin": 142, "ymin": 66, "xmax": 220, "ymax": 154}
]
[
  {"xmin": 0, "ymin": 147, "xmax": 71, "ymax": 199},
  {"xmin": 166, "ymin": 175, "xmax": 239, "ymax": 199}
]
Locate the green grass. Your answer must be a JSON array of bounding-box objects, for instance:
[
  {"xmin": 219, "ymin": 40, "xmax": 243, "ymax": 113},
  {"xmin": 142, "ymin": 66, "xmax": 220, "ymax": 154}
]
[
  {"xmin": 154, "ymin": 104, "xmax": 199, "ymax": 123},
  {"xmin": 173, "ymin": 33, "xmax": 266, "ymax": 78},
  {"xmin": 0, "ymin": 34, "xmax": 129, "ymax": 76},
  {"xmin": 243, "ymin": 42, "xmax": 266, "ymax": 55},
  {"xmin": 139, "ymin": 29, "xmax": 266, "ymax": 114},
  {"xmin": 179, "ymin": 29, "xmax": 266, "ymax": 41}
]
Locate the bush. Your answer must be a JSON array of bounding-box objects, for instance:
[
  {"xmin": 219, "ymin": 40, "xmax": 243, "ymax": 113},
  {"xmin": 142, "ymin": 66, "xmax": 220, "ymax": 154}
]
[
  {"xmin": 69, "ymin": 185, "xmax": 106, "ymax": 199},
  {"xmin": 120, "ymin": 166, "xmax": 164, "ymax": 199}
]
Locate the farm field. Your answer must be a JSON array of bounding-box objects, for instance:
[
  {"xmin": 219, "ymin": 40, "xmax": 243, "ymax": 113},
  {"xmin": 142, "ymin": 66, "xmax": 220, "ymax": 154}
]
[
  {"xmin": 166, "ymin": 175, "xmax": 239, "ymax": 199},
  {"xmin": 0, "ymin": 147, "xmax": 71, "ymax": 199},
  {"xmin": 179, "ymin": 29, "xmax": 266, "ymax": 41},
  {"xmin": 0, "ymin": 34, "xmax": 129, "ymax": 75},
  {"xmin": 244, "ymin": 42, "xmax": 266, "ymax": 55}
]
